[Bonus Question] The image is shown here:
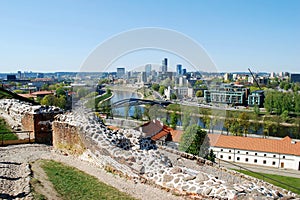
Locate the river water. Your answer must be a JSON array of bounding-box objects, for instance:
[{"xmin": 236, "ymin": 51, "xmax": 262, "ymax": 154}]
[
  {"xmin": 107, "ymin": 90, "xmax": 299, "ymax": 138},
  {"xmin": 109, "ymin": 90, "xmax": 142, "ymax": 117}
]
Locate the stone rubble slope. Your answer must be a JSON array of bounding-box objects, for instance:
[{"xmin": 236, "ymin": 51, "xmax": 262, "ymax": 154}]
[{"xmin": 55, "ymin": 106, "xmax": 299, "ymax": 199}]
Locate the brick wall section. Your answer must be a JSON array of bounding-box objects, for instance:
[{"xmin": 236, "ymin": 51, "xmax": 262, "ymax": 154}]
[
  {"xmin": 21, "ymin": 112, "xmax": 61, "ymax": 144},
  {"xmin": 21, "ymin": 113, "xmax": 35, "ymax": 140},
  {"xmin": 52, "ymin": 121, "xmax": 85, "ymax": 155}
]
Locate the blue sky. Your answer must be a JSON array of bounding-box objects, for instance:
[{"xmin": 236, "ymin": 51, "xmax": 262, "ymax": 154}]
[{"xmin": 0, "ymin": 0, "xmax": 299, "ymax": 73}]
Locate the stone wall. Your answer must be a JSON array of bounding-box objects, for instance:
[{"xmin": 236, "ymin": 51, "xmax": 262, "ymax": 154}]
[
  {"xmin": 0, "ymin": 99, "xmax": 62, "ymax": 144},
  {"xmin": 52, "ymin": 121, "xmax": 85, "ymax": 155},
  {"xmin": 0, "ymin": 99, "xmax": 298, "ymax": 199},
  {"xmin": 104, "ymin": 117, "xmax": 143, "ymax": 129},
  {"xmin": 52, "ymin": 107, "xmax": 299, "ymax": 199}
]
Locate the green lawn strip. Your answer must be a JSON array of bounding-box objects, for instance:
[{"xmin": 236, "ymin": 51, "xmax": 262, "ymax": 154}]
[
  {"xmin": 41, "ymin": 160, "xmax": 136, "ymax": 200},
  {"xmin": 85, "ymin": 92, "xmax": 112, "ymax": 109},
  {"xmin": 234, "ymin": 169, "xmax": 300, "ymax": 195},
  {"xmin": 0, "ymin": 118, "xmax": 18, "ymax": 140}
]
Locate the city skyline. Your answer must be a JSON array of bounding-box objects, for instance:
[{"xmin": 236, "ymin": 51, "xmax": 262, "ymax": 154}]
[{"xmin": 0, "ymin": 0, "xmax": 299, "ymax": 73}]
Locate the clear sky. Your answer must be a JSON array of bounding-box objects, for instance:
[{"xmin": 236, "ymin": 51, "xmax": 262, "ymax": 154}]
[{"xmin": 0, "ymin": 0, "xmax": 299, "ymax": 73}]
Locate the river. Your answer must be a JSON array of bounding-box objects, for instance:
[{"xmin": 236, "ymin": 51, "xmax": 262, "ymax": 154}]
[
  {"xmin": 109, "ymin": 90, "xmax": 142, "ymax": 118},
  {"xmin": 107, "ymin": 90, "xmax": 298, "ymax": 138}
]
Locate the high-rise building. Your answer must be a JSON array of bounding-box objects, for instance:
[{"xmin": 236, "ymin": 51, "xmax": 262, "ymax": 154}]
[
  {"xmin": 17, "ymin": 71, "xmax": 22, "ymax": 79},
  {"xmin": 161, "ymin": 58, "xmax": 168, "ymax": 72},
  {"xmin": 291, "ymin": 74, "xmax": 300, "ymax": 83},
  {"xmin": 224, "ymin": 73, "xmax": 233, "ymax": 81},
  {"xmin": 141, "ymin": 72, "xmax": 147, "ymax": 83},
  {"xmin": 176, "ymin": 64, "xmax": 182, "ymax": 76},
  {"xmin": 145, "ymin": 64, "xmax": 152, "ymax": 76},
  {"xmin": 117, "ymin": 67, "xmax": 125, "ymax": 78},
  {"xmin": 182, "ymin": 69, "xmax": 187, "ymax": 75}
]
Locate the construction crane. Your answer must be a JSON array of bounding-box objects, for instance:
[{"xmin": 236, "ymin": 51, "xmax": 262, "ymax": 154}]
[{"xmin": 248, "ymin": 68, "xmax": 262, "ymax": 90}]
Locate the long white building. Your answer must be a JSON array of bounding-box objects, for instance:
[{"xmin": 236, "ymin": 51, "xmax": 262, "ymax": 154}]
[{"xmin": 208, "ymin": 134, "xmax": 300, "ymax": 171}]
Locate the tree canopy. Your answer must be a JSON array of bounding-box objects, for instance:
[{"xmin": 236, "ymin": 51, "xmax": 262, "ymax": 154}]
[{"xmin": 179, "ymin": 125, "xmax": 209, "ymax": 157}]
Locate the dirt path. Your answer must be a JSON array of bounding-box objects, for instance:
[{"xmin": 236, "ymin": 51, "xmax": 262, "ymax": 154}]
[
  {"xmin": 0, "ymin": 144, "xmax": 184, "ymax": 200},
  {"xmin": 30, "ymin": 160, "xmax": 62, "ymax": 200}
]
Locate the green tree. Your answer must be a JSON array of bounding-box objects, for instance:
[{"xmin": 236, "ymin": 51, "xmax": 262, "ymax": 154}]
[
  {"xmin": 169, "ymin": 112, "xmax": 178, "ymax": 129},
  {"xmin": 263, "ymin": 117, "xmax": 273, "ymax": 138},
  {"xmin": 280, "ymin": 110, "xmax": 290, "ymax": 122},
  {"xmin": 229, "ymin": 118, "xmax": 240, "ymax": 136},
  {"xmin": 293, "ymin": 117, "xmax": 300, "ymax": 139},
  {"xmin": 49, "ymin": 84, "xmax": 58, "ymax": 91},
  {"xmin": 41, "ymin": 95, "xmax": 56, "ymax": 106},
  {"xmin": 253, "ymin": 104, "xmax": 260, "ymax": 116},
  {"xmin": 292, "ymin": 83, "xmax": 300, "ymax": 92},
  {"xmin": 151, "ymin": 83, "xmax": 160, "ymax": 91},
  {"xmin": 195, "ymin": 90, "xmax": 203, "ymax": 97},
  {"xmin": 238, "ymin": 112, "xmax": 250, "ymax": 136},
  {"xmin": 41, "ymin": 84, "xmax": 49, "ymax": 91},
  {"xmin": 56, "ymin": 95, "xmax": 67, "ymax": 109},
  {"xmin": 224, "ymin": 117, "xmax": 231, "ymax": 135},
  {"xmin": 182, "ymin": 108, "xmax": 192, "ymax": 131},
  {"xmin": 205, "ymin": 149, "xmax": 216, "ymax": 162},
  {"xmin": 294, "ymin": 93, "xmax": 300, "ymax": 115},
  {"xmin": 124, "ymin": 106, "xmax": 130, "ymax": 119},
  {"xmin": 284, "ymin": 83, "xmax": 291, "ymax": 91},
  {"xmin": 143, "ymin": 105, "xmax": 150, "ymax": 120},
  {"xmin": 56, "ymin": 87, "xmax": 66, "ymax": 97},
  {"xmin": 170, "ymin": 93, "xmax": 177, "ymax": 100},
  {"xmin": 264, "ymin": 90, "xmax": 274, "ymax": 113},
  {"xmin": 161, "ymin": 78, "xmax": 173, "ymax": 87},
  {"xmin": 13, "ymin": 90, "xmax": 24, "ymax": 94},
  {"xmin": 158, "ymin": 85, "xmax": 166, "ymax": 96},
  {"xmin": 77, "ymin": 88, "xmax": 89, "ymax": 98},
  {"xmin": 133, "ymin": 106, "xmax": 143, "ymax": 120},
  {"xmin": 210, "ymin": 117, "xmax": 218, "ymax": 134},
  {"xmin": 179, "ymin": 125, "xmax": 208, "ymax": 156},
  {"xmin": 106, "ymin": 88, "xmax": 112, "ymax": 94}
]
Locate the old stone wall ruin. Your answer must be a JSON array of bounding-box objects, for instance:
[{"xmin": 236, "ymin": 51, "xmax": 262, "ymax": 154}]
[
  {"xmin": 0, "ymin": 99, "xmax": 62, "ymax": 144},
  {"xmin": 52, "ymin": 107, "xmax": 299, "ymax": 199},
  {"xmin": 0, "ymin": 98, "xmax": 299, "ymax": 199}
]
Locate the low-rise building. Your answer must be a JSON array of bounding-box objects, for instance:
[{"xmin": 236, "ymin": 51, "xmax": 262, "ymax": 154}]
[
  {"xmin": 204, "ymin": 84, "xmax": 249, "ymax": 105},
  {"xmin": 208, "ymin": 134, "xmax": 300, "ymax": 171},
  {"xmin": 248, "ymin": 90, "xmax": 265, "ymax": 107},
  {"xmin": 136, "ymin": 119, "xmax": 174, "ymax": 145}
]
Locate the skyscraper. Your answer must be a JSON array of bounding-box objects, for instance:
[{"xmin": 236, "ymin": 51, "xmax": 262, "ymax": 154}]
[
  {"xmin": 145, "ymin": 64, "xmax": 152, "ymax": 76},
  {"xmin": 176, "ymin": 64, "xmax": 182, "ymax": 75},
  {"xmin": 161, "ymin": 58, "xmax": 168, "ymax": 72},
  {"xmin": 117, "ymin": 67, "xmax": 125, "ymax": 78}
]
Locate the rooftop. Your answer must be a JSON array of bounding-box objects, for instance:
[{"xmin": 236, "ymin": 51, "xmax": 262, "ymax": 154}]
[{"xmin": 208, "ymin": 134, "xmax": 300, "ymax": 156}]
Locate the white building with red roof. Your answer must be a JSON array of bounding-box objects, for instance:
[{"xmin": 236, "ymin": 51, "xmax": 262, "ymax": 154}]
[{"xmin": 208, "ymin": 134, "xmax": 300, "ymax": 171}]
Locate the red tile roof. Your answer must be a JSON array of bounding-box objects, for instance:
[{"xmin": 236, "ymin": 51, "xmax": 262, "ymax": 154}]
[
  {"xmin": 139, "ymin": 120, "xmax": 163, "ymax": 138},
  {"xmin": 31, "ymin": 90, "xmax": 54, "ymax": 95},
  {"xmin": 18, "ymin": 93, "xmax": 36, "ymax": 98},
  {"xmin": 170, "ymin": 130, "xmax": 183, "ymax": 143},
  {"xmin": 151, "ymin": 125, "xmax": 172, "ymax": 141},
  {"xmin": 208, "ymin": 134, "xmax": 300, "ymax": 156},
  {"xmin": 136, "ymin": 120, "xmax": 174, "ymax": 141},
  {"xmin": 31, "ymin": 78, "xmax": 53, "ymax": 82}
]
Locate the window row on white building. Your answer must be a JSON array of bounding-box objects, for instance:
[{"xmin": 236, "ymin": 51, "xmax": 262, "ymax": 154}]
[{"xmin": 208, "ymin": 134, "xmax": 300, "ymax": 171}]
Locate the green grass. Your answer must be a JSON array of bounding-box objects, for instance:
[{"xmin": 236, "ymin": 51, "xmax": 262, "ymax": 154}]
[
  {"xmin": 234, "ymin": 169, "xmax": 300, "ymax": 194},
  {"xmin": 85, "ymin": 92, "xmax": 113, "ymax": 109},
  {"xmin": 41, "ymin": 160, "xmax": 136, "ymax": 200},
  {"xmin": 0, "ymin": 118, "xmax": 18, "ymax": 140}
]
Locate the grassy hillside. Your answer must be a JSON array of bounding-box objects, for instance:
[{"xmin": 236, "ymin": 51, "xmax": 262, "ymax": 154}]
[
  {"xmin": 235, "ymin": 169, "xmax": 300, "ymax": 195},
  {"xmin": 0, "ymin": 118, "xmax": 18, "ymax": 141},
  {"xmin": 41, "ymin": 160, "xmax": 136, "ymax": 200}
]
